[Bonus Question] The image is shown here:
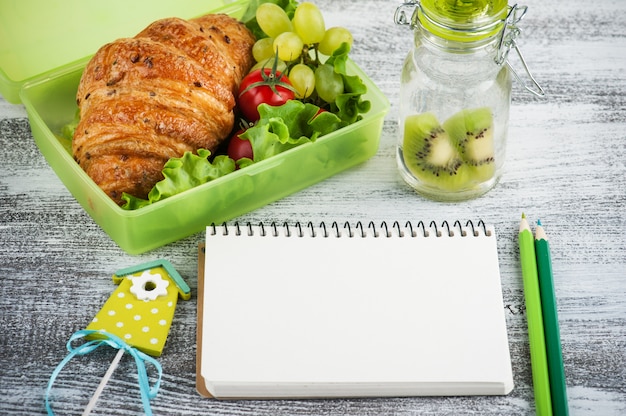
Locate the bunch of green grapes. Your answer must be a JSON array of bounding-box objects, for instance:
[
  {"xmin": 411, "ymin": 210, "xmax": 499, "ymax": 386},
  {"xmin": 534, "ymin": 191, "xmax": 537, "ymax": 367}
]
[{"xmin": 251, "ymin": 2, "xmax": 354, "ymax": 104}]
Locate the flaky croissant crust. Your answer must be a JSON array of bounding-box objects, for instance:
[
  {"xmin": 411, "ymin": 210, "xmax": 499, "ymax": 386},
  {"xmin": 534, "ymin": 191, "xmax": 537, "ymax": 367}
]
[{"xmin": 73, "ymin": 14, "xmax": 255, "ymax": 204}]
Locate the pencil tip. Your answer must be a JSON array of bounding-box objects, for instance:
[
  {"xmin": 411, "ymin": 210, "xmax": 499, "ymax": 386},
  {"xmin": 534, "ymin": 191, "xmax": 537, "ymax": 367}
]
[
  {"xmin": 522, "ymin": 213, "xmax": 526, "ymax": 219},
  {"xmin": 537, "ymin": 219, "xmax": 542, "ymax": 226}
]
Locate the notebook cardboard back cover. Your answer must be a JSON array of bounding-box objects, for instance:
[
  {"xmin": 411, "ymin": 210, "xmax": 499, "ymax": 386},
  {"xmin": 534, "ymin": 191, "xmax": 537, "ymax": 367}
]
[{"xmin": 196, "ymin": 244, "xmax": 213, "ymax": 399}]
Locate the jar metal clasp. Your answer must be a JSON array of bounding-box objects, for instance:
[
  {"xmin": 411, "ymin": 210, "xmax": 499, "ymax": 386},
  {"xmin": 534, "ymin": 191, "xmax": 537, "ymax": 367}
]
[
  {"xmin": 393, "ymin": 0, "xmax": 418, "ymax": 27},
  {"xmin": 394, "ymin": 1, "xmax": 545, "ymax": 97},
  {"xmin": 497, "ymin": 4, "xmax": 545, "ymax": 97}
]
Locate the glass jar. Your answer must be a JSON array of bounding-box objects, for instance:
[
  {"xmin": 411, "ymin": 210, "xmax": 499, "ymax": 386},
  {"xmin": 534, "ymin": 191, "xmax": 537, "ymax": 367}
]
[{"xmin": 394, "ymin": 0, "xmax": 543, "ymax": 201}]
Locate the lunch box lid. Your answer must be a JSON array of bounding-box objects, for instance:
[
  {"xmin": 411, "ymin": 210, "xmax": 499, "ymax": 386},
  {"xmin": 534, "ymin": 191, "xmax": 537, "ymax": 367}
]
[{"xmin": 0, "ymin": 0, "xmax": 230, "ymax": 104}]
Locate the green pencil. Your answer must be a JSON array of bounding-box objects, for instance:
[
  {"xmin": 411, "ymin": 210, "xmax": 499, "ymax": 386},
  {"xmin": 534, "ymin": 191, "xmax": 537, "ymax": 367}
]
[
  {"xmin": 519, "ymin": 214, "xmax": 552, "ymax": 416},
  {"xmin": 535, "ymin": 220, "xmax": 569, "ymax": 415}
]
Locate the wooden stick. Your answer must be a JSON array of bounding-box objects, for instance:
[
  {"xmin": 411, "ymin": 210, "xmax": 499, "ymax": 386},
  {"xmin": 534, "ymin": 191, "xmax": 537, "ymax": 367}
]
[{"xmin": 82, "ymin": 348, "xmax": 124, "ymax": 416}]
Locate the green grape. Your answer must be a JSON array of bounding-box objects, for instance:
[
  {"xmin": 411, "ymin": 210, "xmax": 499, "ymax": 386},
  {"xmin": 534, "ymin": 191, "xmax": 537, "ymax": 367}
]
[
  {"xmin": 318, "ymin": 27, "xmax": 354, "ymax": 55},
  {"xmin": 250, "ymin": 58, "xmax": 288, "ymax": 73},
  {"xmin": 314, "ymin": 64, "xmax": 344, "ymax": 103},
  {"xmin": 256, "ymin": 3, "xmax": 293, "ymax": 38},
  {"xmin": 292, "ymin": 2, "xmax": 326, "ymax": 45},
  {"xmin": 273, "ymin": 32, "xmax": 304, "ymax": 62},
  {"xmin": 289, "ymin": 64, "xmax": 316, "ymax": 99},
  {"xmin": 252, "ymin": 37, "xmax": 275, "ymax": 63}
]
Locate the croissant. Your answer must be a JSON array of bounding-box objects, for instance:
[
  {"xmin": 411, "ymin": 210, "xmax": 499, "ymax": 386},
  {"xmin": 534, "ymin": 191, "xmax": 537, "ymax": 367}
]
[{"xmin": 72, "ymin": 14, "xmax": 255, "ymax": 204}]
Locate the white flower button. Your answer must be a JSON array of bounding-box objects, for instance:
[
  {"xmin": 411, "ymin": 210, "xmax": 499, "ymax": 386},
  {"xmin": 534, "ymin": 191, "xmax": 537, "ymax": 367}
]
[{"xmin": 129, "ymin": 270, "xmax": 169, "ymax": 301}]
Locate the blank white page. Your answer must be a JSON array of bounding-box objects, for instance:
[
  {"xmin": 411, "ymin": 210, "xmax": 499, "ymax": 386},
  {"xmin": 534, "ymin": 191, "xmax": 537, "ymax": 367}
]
[{"xmin": 201, "ymin": 222, "xmax": 513, "ymax": 399}]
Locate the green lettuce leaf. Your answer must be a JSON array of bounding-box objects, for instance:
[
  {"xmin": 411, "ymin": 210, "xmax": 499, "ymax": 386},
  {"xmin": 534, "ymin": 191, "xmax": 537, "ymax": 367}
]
[
  {"xmin": 121, "ymin": 149, "xmax": 235, "ymax": 209},
  {"xmin": 241, "ymin": 100, "xmax": 343, "ymax": 163},
  {"xmin": 326, "ymin": 44, "xmax": 371, "ymax": 124},
  {"xmin": 61, "ymin": 109, "xmax": 80, "ymax": 140}
]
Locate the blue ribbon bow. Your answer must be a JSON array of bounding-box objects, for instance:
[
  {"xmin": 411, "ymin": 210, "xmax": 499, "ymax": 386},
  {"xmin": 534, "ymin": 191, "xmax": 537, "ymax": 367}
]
[{"xmin": 45, "ymin": 329, "xmax": 162, "ymax": 416}]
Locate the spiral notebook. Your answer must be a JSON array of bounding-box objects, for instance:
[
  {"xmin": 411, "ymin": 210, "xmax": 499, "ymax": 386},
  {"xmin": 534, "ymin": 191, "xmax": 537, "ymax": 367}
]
[{"xmin": 196, "ymin": 220, "xmax": 514, "ymax": 399}]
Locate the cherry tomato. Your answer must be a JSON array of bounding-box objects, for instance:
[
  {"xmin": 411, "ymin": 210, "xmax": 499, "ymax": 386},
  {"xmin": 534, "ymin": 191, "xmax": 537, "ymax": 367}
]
[
  {"xmin": 238, "ymin": 68, "xmax": 295, "ymax": 122},
  {"xmin": 227, "ymin": 130, "xmax": 253, "ymax": 162},
  {"xmin": 314, "ymin": 108, "xmax": 327, "ymax": 118}
]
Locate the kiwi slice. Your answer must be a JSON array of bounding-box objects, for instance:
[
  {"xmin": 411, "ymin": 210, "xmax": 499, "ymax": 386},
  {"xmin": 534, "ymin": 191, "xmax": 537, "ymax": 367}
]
[
  {"xmin": 443, "ymin": 107, "xmax": 496, "ymax": 182},
  {"xmin": 403, "ymin": 108, "xmax": 497, "ymax": 192},
  {"xmin": 402, "ymin": 112, "xmax": 471, "ymax": 191}
]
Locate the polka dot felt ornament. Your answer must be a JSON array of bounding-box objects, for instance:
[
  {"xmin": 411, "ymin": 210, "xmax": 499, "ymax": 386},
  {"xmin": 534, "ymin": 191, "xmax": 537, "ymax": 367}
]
[{"xmin": 45, "ymin": 259, "xmax": 190, "ymax": 416}]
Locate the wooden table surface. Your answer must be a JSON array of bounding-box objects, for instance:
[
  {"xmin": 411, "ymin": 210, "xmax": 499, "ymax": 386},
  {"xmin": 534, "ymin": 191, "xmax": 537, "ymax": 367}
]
[{"xmin": 1, "ymin": 0, "xmax": 625, "ymax": 414}]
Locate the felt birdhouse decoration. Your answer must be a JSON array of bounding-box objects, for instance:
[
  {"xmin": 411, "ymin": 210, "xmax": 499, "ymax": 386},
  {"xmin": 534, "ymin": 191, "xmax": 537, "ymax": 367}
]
[{"xmin": 46, "ymin": 259, "xmax": 190, "ymax": 416}]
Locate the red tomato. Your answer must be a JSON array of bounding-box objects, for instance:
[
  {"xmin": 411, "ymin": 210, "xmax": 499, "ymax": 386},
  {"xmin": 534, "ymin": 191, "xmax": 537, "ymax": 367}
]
[
  {"xmin": 227, "ymin": 130, "xmax": 253, "ymax": 162},
  {"xmin": 238, "ymin": 68, "xmax": 295, "ymax": 122},
  {"xmin": 314, "ymin": 108, "xmax": 327, "ymax": 118}
]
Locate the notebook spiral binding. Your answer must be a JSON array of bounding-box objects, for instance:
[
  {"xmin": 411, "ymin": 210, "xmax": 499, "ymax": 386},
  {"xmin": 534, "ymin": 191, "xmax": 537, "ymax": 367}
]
[{"xmin": 209, "ymin": 220, "xmax": 492, "ymax": 238}]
